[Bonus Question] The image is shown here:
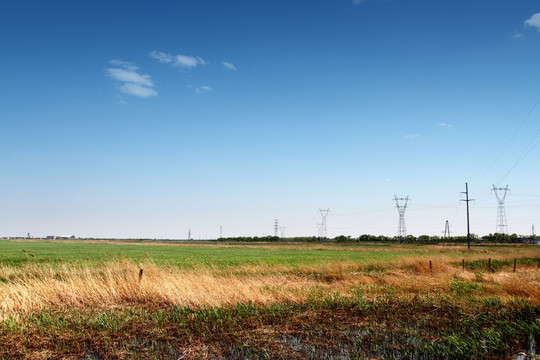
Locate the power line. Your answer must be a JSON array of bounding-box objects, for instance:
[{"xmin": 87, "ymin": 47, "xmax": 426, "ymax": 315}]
[
  {"xmin": 472, "ymin": 84, "xmax": 540, "ymax": 189},
  {"xmin": 496, "ymin": 130, "xmax": 540, "ymax": 184}
]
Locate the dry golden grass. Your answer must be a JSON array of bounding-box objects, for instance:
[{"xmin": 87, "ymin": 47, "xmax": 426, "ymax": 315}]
[{"xmin": 1, "ymin": 255, "xmax": 539, "ymax": 321}]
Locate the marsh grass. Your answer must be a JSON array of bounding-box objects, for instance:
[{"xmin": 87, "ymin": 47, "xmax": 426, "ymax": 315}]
[{"xmin": 1, "ymin": 293, "xmax": 539, "ymax": 359}]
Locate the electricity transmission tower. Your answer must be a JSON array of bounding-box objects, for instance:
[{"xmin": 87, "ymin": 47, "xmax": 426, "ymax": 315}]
[
  {"xmin": 443, "ymin": 220, "xmax": 451, "ymax": 239},
  {"xmin": 393, "ymin": 196, "xmax": 410, "ymax": 240},
  {"xmin": 318, "ymin": 209, "xmax": 330, "ymax": 238},
  {"xmin": 279, "ymin": 226, "xmax": 286, "ymax": 239},
  {"xmin": 274, "ymin": 219, "xmax": 279, "ymax": 237},
  {"xmin": 492, "ymin": 185, "xmax": 510, "ymax": 234}
]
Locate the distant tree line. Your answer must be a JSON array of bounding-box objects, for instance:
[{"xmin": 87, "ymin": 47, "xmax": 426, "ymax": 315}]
[{"xmin": 216, "ymin": 233, "xmax": 538, "ymax": 244}]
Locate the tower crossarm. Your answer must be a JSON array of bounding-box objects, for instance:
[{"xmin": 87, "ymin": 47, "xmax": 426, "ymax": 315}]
[{"xmin": 492, "ymin": 185, "xmax": 509, "ymax": 203}]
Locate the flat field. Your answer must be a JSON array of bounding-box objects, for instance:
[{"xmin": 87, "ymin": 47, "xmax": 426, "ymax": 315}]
[{"xmin": 0, "ymin": 239, "xmax": 539, "ymax": 359}]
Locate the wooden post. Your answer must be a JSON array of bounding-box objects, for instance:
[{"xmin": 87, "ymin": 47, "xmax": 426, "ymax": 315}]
[
  {"xmin": 537, "ymin": 259, "xmax": 540, "ymax": 269},
  {"xmin": 429, "ymin": 260, "xmax": 433, "ymax": 275},
  {"xmin": 488, "ymin": 258, "xmax": 492, "ymax": 272},
  {"xmin": 138, "ymin": 268, "xmax": 144, "ymax": 283},
  {"xmin": 513, "ymin": 258, "xmax": 516, "ymax": 272},
  {"xmin": 462, "ymin": 259, "xmax": 465, "ymax": 271}
]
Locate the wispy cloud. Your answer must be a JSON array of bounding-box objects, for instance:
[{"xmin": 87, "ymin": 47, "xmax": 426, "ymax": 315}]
[
  {"xmin": 120, "ymin": 83, "xmax": 158, "ymax": 98},
  {"xmin": 222, "ymin": 61, "xmax": 237, "ymax": 71},
  {"xmin": 352, "ymin": 0, "xmax": 367, "ymax": 5},
  {"xmin": 109, "ymin": 59, "xmax": 138, "ymax": 71},
  {"xmin": 437, "ymin": 122, "xmax": 453, "ymax": 128},
  {"xmin": 107, "ymin": 68, "xmax": 154, "ymax": 88},
  {"xmin": 525, "ymin": 13, "xmax": 540, "ymax": 31},
  {"xmin": 195, "ymin": 85, "xmax": 213, "ymax": 94},
  {"xmin": 106, "ymin": 59, "xmax": 157, "ymax": 98},
  {"xmin": 404, "ymin": 134, "xmax": 420, "ymax": 139},
  {"xmin": 513, "ymin": 32, "xmax": 524, "ymax": 39},
  {"xmin": 149, "ymin": 51, "xmax": 206, "ymax": 68}
]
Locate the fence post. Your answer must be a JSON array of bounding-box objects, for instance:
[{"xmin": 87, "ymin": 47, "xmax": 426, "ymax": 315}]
[
  {"xmin": 138, "ymin": 268, "xmax": 144, "ymax": 283},
  {"xmin": 462, "ymin": 259, "xmax": 465, "ymax": 271},
  {"xmin": 513, "ymin": 258, "xmax": 516, "ymax": 272},
  {"xmin": 429, "ymin": 260, "xmax": 433, "ymax": 275},
  {"xmin": 488, "ymin": 258, "xmax": 492, "ymax": 272}
]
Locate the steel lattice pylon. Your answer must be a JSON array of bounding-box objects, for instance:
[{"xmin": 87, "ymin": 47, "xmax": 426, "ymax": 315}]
[
  {"xmin": 492, "ymin": 185, "xmax": 509, "ymax": 234},
  {"xmin": 393, "ymin": 195, "xmax": 410, "ymax": 239},
  {"xmin": 318, "ymin": 209, "xmax": 329, "ymax": 238},
  {"xmin": 443, "ymin": 220, "xmax": 451, "ymax": 239}
]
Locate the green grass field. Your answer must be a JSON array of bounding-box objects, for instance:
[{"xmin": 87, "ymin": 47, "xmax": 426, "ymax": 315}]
[
  {"xmin": 0, "ymin": 239, "xmax": 433, "ymax": 268},
  {"xmin": 0, "ymin": 239, "xmax": 535, "ymax": 268}
]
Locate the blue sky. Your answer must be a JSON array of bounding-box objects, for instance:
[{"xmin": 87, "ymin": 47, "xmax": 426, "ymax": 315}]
[{"xmin": 1, "ymin": 0, "xmax": 540, "ymax": 239}]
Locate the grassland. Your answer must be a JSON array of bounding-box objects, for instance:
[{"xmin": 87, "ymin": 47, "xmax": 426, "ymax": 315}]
[{"xmin": 0, "ymin": 239, "xmax": 539, "ymax": 359}]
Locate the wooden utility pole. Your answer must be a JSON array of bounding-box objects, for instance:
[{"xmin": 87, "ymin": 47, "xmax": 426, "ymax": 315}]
[{"xmin": 461, "ymin": 183, "xmax": 473, "ymax": 249}]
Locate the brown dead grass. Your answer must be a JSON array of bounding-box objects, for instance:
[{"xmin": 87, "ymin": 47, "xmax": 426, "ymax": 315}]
[{"xmin": 1, "ymin": 256, "xmax": 539, "ymax": 321}]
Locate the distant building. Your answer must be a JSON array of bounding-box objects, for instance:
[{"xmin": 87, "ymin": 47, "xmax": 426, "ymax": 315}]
[{"xmin": 45, "ymin": 235, "xmax": 76, "ymax": 240}]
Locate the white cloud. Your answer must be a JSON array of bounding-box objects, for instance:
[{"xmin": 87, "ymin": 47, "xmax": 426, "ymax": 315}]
[
  {"xmin": 385, "ymin": 178, "xmax": 391, "ymax": 182},
  {"xmin": 195, "ymin": 85, "xmax": 213, "ymax": 94},
  {"xmin": 107, "ymin": 68, "xmax": 154, "ymax": 87},
  {"xmin": 109, "ymin": 59, "xmax": 138, "ymax": 71},
  {"xmin": 513, "ymin": 32, "xmax": 524, "ymax": 39},
  {"xmin": 437, "ymin": 122, "xmax": 453, "ymax": 128},
  {"xmin": 404, "ymin": 134, "xmax": 420, "ymax": 139},
  {"xmin": 352, "ymin": 0, "xmax": 367, "ymax": 5},
  {"xmin": 148, "ymin": 51, "xmax": 173, "ymax": 64},
  {"xmin": 525, "ymin": 13, "xmax": 540, "ymax": 31},
  {"xmin": 120, "ymin": 83, "xmax": 158, "ymax": 98},
  {"xmin": 176, "ymin": 54, "xmax": 206, "ymax": 68},
  {"xmin": 106, "ymin": 60, "xmax": 157, "ymax": 98},
  {"xmin": 223, "ymin": 61, "xmax": 237, "ymax": 71},
  {"xmin": 149, "ymin": 51, "xmax": 206, "ymax": 68}
]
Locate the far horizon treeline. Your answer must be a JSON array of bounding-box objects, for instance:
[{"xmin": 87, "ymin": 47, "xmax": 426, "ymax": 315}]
[
  {"xmin": 5, "ymin": 233, "xmax": 538, "ymax": 244},
  {"xmin": 217, "ymin": 233, "xmax": 539, "ymax": 244}
]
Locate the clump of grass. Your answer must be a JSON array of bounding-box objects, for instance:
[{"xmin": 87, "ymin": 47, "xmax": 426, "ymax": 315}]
[
  {"xmin": 449, "ymin": 278, "xmax": 481, "ymax": 296},
  {"xmin": 497, "ymin": 271, "xmax": 540, "ymax": 298}
]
